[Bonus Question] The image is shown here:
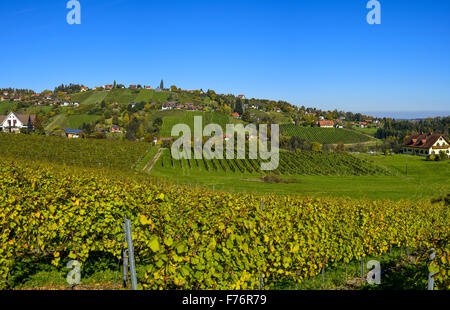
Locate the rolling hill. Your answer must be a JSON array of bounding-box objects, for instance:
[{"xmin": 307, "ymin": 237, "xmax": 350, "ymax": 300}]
[{"xmin": 281, "ymin": 124, "xmax": 375, "ymax": 144}]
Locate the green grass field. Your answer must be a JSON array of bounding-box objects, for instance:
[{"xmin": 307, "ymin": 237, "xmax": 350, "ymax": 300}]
[
  {"xmin": 21, "ymin": 105, "xmax": 53, "ymax": 114},
  {"xmin": 352, "ymin": 126, "xmax": 378, "ymax": 136},
  {"xmin": 81, "ymin": 91, "xmax": 109, "ymax": 105},
  {"xmin": 104, "ymin": 89, "xmax": 140, "ymax": 104},
  {"xmin": 0, "ymin": 101, "xmax": 17, "ymax": 114},
  {"xmin": 281, "ymin": 125, "xmax": 375, "ymax": 144},
  {"xmin": 134, "ymin": 89, "xmax": 169, "ymax": 103},
  {"xmin": 44, "ymin": 114, "xmax": 101, "ymax": 131},
  {"xmin": 149, "ymin": 152, "xmax": 449, "ymax": 201},
  {"xmin": 66, "ymin": 90, "xmax": 97, "ymax": 104}
]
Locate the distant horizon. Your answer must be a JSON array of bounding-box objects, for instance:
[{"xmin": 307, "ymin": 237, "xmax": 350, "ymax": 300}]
[
  {"xmin": 1, "ymin": 82, "xmax": 449, "ymax": 120},
  {"xmin": 359, "ymin": 110, "xmax": 450, "ymax": 120}
]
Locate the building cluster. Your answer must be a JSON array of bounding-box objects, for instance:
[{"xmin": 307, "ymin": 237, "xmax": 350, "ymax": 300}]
[{"xmin": 161, "ymin": 102, "xmax": 204, "ymax": 111}]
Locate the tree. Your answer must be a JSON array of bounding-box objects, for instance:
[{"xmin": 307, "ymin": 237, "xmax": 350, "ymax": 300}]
[
  {"xmin": 311, "ymin": 142, "xmax": 322, "ymax": 151},
  {"xmin": 438, "ymin": 151, "xmax": 448, "ymax": 161},
  {"xmin": 138, "ymin": 124, "xmax": 145, "ymax": 139},
  {"xmin": 336, "ymin": 141, "xmax": 345, "ymax": 151},
  {"xmin": 125, "ymin": 117, "xmax": 140, "ymax": 141},
  {"xmin": 235, "ymin": 99, "xmax": 243, "ymax": 115},
  {"xmin": 112, "ymin": 115, "xmax": 119, "ymax": 126},
  {"xmin": 81, "ymin": 122, "xmax": 95, "ymax": 135},
  {"xmin": 144, "ymin": 133, "xmax": 154, "ymax": 143},
  {"xmin": 123, "ymin": 113, "xmax": 130, "ymax": 126},
  {"xmin": 32, "ymin": 116, "xmax": 44, "ymax": 133},
  {"xmin": 170, "ymin": 85, "xmax": 178, "ymax": 92},
  {"xmin": 242, "ymin": 110, "xmax": 251, "ymax": 123},
  {"xmin": 153, "ymin": 117, "xmax": 163, "ymax": 128},
  {"xmin": 113, "ymin": 80, "xmax": 117, "ymax": 88}
]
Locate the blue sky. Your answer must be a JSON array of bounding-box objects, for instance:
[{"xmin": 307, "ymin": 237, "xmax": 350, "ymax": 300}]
[{"xmin": 1, "ymin": 0, "xmax": 449, "ymax": 118}]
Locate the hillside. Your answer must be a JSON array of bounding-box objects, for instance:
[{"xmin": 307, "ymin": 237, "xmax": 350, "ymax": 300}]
[
  {"xmin": 0, "ymin": 133, "xmax": 149, "ymax": 171},
  {"xmin": 159, "ymin": 110, "xmax": 242, "ymax": 137},
  {"xmin": 281, "ymin": 125, "xmax": 375, "ymax": 144}
]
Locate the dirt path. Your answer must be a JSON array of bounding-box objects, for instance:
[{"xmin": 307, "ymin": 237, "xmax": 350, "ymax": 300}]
[{"xmin": 143, "ymin": 148, "xmax": 164, "ymax": 173}]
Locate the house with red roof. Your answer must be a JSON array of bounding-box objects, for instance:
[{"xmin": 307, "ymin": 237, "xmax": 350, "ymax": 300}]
[
  {"xmin": 402, "ymin": 133, "xmax": 450, "ymax": 157},
  {"xmin": 316, "ymin": 120, "xmax": 335, "ymax": 128},
  {"xmin": 359, "ymin": 122, "xmax": 368, "ymax": 128}
]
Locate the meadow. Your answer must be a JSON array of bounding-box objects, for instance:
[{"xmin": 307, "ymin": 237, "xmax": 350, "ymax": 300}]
[
  {"xmin": 44, "ymin": 114, "xmax": 101, "ymax": 131},
  {"xmin": 149, "ymin": 150, "xmax": 449, "ymax": 201},
  {"xmin": 0, "ymin": 100, "xmax": 16, "ymax": 114}
]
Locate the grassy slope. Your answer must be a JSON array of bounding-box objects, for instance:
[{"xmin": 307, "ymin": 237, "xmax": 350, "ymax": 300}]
[
  {"xmin": 352, "ymin": 126, "xmax": 378, "ymax": 136},
  {"xmin": 150, "ymin": 152, "xmax": 449, "ymax": 201},
  {"xmin": 45, "ymin": 114, "xmax": 101, "ymax": 131},
  {"xmin": 82, "ymin": 91, "xmax": 109, "ymax": 105},
  {"xmin": 104, "ymin": 89, "xmax": 139, "ymax": 104},
  {"xmin": 0, "ymin": 101, "xmax": 16, "ymax": 114},
  {"xmin": 0, "ymin": 134, "xmax": 149, "ymax": 171}
]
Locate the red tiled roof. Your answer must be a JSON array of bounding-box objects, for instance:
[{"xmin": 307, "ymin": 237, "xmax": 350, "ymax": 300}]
[
  {"xmin": 318, "ymin": 120, "xmax": 334, "ymax": 126},
  {"xmin": 402, "ymin": 133, "xmax": 449, "ymax": 149}
]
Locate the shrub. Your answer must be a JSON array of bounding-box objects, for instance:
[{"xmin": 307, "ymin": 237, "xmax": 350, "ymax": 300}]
[
  {"xmin": 427, "ymin": 154, "xmax": 436, "ymax": 161},
  {"xmin": 262, "ymin": 174, "xmax": 296, "ymax": 184},
  {"xmin": 439, "ymin": 152, "xmax": 448, "ymax": 161}
]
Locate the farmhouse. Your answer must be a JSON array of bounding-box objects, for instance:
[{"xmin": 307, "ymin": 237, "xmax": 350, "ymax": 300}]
[
  {"xmin": 64, "ymin": 129, "xmax": 84, "ymax": 139},
  {"xmin": 162, "ymin": 102, "xmax": 177, "ymax": 111},
  {"xmin": 316, "ymin": 120, "xmax": 335, "ymax": 128},
  {"xmin": 0, "ymin": 111, "xmax": 36, "ymax": 133},
  {"xmin": 111, "ymin": 125, "xmax": 121, "ymax": 133},
  {"xmin": 402, "ymin": 133, "xmax": 450, "ymax": 157},
  {"xmin": 359, "ymin": 122, "xmax": 368, "ymax": 128}
]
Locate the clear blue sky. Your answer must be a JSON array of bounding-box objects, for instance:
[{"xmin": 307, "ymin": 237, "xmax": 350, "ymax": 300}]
[{"xmin": 1, "ymin": 0, "xmax": 449, "ymax": 118}]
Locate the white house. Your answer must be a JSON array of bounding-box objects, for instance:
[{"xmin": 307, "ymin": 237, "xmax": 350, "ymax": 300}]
[
  {"xmin": 0, "ymin": 111, "xmax": 36, "ymax": 133},
  {"xmin": 402, "ymin": 133, "xmax": 450, "ymax": 157}
]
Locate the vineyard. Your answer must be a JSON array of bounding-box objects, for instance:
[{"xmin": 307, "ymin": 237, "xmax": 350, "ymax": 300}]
[
  {"xmin": 280, "ymin": 125, "xmax": 374, "ymax": 144},
  {"xmin": 0, "ymin": 157, "xmax": 448, "ymax": 290},
  {"xmin": 159, "ymin": 111, "xmax": 239, "ymax": 138},
  {"xmin": 0, "ymin": 133, "xmax": 149, "ymax": 171},
  {"xmin": 156, "ymin": 148, "xmax": 391, "ymax": 176}
]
